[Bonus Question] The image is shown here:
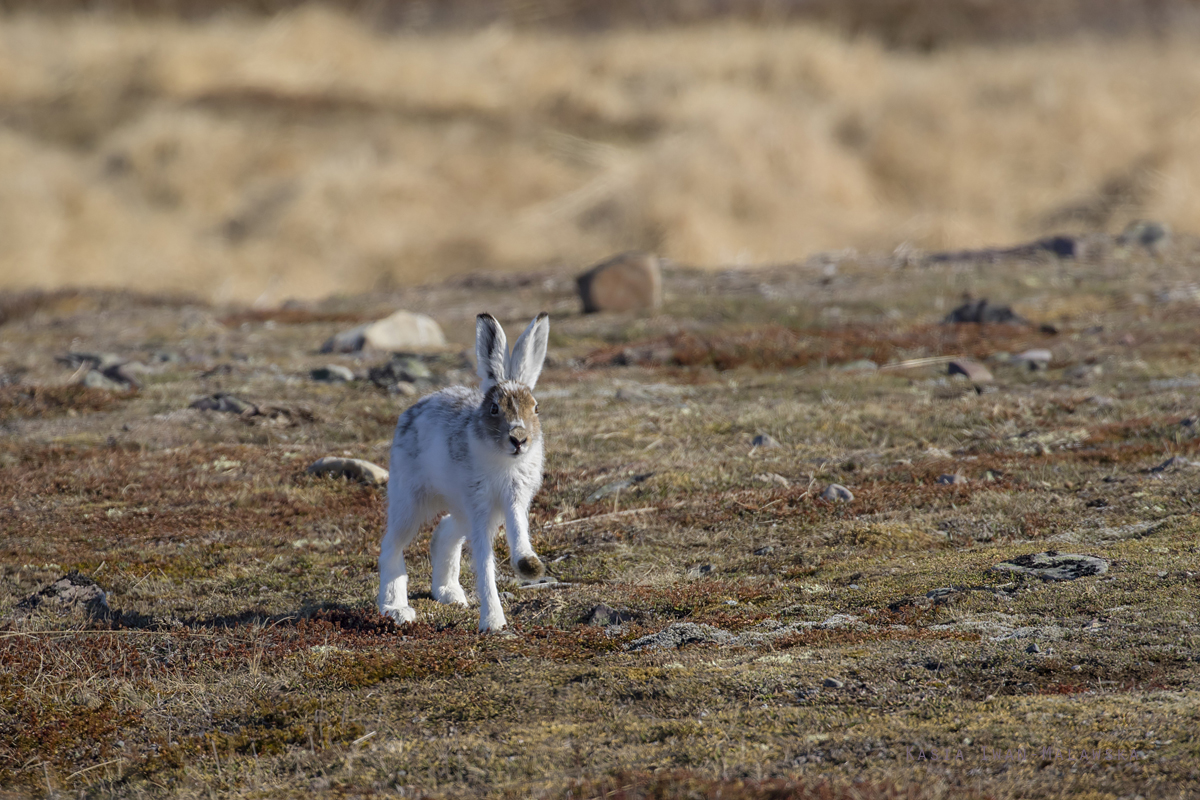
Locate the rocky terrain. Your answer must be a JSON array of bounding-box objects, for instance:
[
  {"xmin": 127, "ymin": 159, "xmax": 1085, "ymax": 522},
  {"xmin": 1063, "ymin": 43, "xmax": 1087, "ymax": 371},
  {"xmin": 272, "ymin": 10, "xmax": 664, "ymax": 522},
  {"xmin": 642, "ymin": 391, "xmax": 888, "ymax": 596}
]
[{"xmin": 2, "ymin": 233, "xmax": 1199, "ymax": 798}]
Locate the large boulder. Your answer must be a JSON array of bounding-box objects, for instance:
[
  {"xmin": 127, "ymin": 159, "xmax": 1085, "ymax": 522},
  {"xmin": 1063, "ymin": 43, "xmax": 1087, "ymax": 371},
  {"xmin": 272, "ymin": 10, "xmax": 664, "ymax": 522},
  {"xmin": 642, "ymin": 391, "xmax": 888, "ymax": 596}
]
[{"xmin": 576, "ymin": 252, "xmax": 663, "ymax": 314}]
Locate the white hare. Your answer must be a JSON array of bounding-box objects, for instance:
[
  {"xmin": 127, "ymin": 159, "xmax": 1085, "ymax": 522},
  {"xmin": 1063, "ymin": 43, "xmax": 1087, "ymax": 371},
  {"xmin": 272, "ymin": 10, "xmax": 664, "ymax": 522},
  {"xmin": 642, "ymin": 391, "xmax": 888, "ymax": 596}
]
[{"xmin": 378, "ymin": 312, "xmax": 549, "ymax": 631}]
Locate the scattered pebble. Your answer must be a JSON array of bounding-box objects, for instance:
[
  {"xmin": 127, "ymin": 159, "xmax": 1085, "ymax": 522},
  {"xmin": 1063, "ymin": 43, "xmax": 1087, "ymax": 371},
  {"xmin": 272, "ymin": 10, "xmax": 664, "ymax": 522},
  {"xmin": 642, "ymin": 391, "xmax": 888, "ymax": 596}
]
[
  {"xmin": 947, "ymin": 359, "xmax": 993, "ymax": 384},
  {"xmin": 322, "ymin": 311, "xmax": 446, "ymax": 354},
  {"xmin": 751, "ymin": 433, "xmax": 781, "ymax": 449},
  {"xmin": 753, "ymin": 545, "xmax": 776, "ymax": 556},
  {"xmin": 820, "ymin": 483, "xmax": 854, "ymax": 502},
  {"xmin": 584, "ymin": 603, "xmax": 637, "ymax": 626},
  {"xmin": 687, "ymin": 564, "xmax": 715, "ymax": 578},
  {"xmin": 390, "ymin": 381, "xmax": 418, "ymax": 396},
  {"xmin": 754, "ymin": 472, "xmax": 790, "ymax": 487},
  {"xmin": 627, "ymin": 622, "xmax": 731, "ymax": 651},
  {"xmin": 941, "ymin": 299, "xmax": 1026, "ymax": 325},
  {"xmin": 822, "ymin": 678, "xmax": 844, "ymax": 689},
  {"xmin": 191, "ymin": 393, "xmax": 257, "ymax": 415},
  {"xmin": 936, "ymin": 473, "xmax": 968, "ymax": 485},
  {"xmin": 311, "ymin": 364, "xmax": 355, "ymax": 382},
  {"xmin": 1117, "ymin": 219, "xmax": 1171, "ymax": 254},
  {"xmin": 369, "ymin": 356, "xmax": 432, "ymax": 389},
  {"xmin": 587, "ymin": 473, "xmax": 653, "ymax": 502},
  {"xmin": 835, "ymin": 359, "xmax": 878, "ymax": 373},
  {"xmin": 306, "ymin": 457, "xmax": 389, "ymax": 486},
  {"xmin": 1013, "ymin": 349, "xmax": 1053, "ymax": 370},
  {"xmin": 1148, "ymin": 456, "xmax": 1197, "ymax": 473},
  {"xmin": 1026, "ymin": 642, "xmax": 1042, "ymax": 654},
  {"xmin": 992, "ymin": 551, "xmax": 1109, "ymax": 581}
]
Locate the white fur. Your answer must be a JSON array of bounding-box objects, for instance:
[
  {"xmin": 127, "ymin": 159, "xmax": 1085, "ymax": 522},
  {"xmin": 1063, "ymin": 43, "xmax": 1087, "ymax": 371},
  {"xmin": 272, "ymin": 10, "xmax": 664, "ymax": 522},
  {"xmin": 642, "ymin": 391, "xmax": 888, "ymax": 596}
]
[{"xmin": 378, "ymin": 313, "xmax": 550, "ymax": 631}]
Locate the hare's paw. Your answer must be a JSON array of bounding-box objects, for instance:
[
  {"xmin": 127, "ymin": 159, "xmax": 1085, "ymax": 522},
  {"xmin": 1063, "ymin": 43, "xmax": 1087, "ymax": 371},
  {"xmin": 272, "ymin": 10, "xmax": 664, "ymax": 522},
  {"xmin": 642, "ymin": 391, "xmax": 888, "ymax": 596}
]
[
  {"xmin": 433, "ymin": 584, "xmax": 469, "ymax": 607},
  {"xmin": 382, "ymin": 605, "xmax": 417, "ymax": 625},
  {"xmin": 478, "ymin": 610, "xmax": 508, "ymax": 632}
]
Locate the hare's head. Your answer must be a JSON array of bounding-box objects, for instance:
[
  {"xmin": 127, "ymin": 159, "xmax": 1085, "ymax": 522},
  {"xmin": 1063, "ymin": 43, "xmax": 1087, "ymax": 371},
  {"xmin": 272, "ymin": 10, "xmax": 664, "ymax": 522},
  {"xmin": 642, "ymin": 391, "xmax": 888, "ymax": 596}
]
[{"xmin": 475, "ymin": 313, "xmax": 549, "ymax": 457}]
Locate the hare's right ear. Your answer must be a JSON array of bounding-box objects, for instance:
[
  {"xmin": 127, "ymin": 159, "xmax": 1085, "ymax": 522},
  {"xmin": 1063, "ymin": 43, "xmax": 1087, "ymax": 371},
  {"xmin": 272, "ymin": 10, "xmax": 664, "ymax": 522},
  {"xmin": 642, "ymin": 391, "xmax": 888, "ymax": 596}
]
[
  {"xmin": 507, "ymin": 312, "xmax": 549, "ymax": 389},
  {"xmin": 476, "ymin": 313, "xmax": 508, "ymax": 390}
]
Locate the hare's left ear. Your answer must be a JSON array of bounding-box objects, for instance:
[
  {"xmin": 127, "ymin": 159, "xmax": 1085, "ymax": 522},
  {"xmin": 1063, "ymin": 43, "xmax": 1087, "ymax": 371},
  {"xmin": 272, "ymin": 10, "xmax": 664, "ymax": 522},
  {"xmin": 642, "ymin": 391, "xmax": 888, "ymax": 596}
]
[
  {"xmin": 476, "ymin": 313, "xmax": 508, "ymax": 390},
  {"xmin": 507, "ymin": 312, "xmax": 549, "ymax": 389}
]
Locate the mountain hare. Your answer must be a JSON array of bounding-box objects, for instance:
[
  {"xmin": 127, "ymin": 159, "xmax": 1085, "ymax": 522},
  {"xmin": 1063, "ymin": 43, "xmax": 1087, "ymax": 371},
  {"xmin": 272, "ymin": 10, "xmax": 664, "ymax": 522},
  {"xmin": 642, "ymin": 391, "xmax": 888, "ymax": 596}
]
[{"xmin": 379, "ymin": 312, "xmax": 549, "ymax": 631}]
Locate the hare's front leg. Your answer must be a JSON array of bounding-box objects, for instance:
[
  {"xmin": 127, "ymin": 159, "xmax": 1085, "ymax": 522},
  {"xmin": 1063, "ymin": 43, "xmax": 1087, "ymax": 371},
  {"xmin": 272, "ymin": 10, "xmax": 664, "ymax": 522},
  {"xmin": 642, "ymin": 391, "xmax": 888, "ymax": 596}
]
[
  {"xmin": 468, "ymin": 516, "xmax": 507, "ymax": 631},
  {"xmin": 430, "ymin": 514, "xmax": 469, "ymax": 607},
  {"xmin": 504, "ymin": 502, "xmax": 545, "ymax": 582},
  {"xmin": 378, "ymin": 491, "xmax": 423, "ymax": 624}
]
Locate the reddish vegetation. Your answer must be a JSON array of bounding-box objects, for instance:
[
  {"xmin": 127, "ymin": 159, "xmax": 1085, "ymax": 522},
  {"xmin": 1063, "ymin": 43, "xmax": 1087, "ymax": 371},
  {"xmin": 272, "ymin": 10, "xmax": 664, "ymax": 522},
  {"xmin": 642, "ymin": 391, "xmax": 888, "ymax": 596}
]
[{"xmin": 585, "ymin": 323, "xmax": 1057, "ymax": 370}]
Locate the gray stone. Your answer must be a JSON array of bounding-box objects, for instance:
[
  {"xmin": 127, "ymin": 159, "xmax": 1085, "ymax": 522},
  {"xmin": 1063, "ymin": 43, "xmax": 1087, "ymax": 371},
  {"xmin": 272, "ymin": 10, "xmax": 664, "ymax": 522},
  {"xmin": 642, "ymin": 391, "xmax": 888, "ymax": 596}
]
[
  {"xmin": 942, "ymin": 300, "xmax": 1026, "ymax": 325},
  {"xmin": 1026, "ymin": 642, "xmax": 1042, "ymax": 654},
  {"xmin": 306, "ymin": 457, "xmax": 389, "ymax": 486},
  {"xmin": 320, "ymin": 324, "xmax": 370, "ymax": 354},
  {"xmin": 751, "ymin": 433, "xmax": 781, "ymax": 449},
  {"xmin": 823, "ymin": 678, "xmax": 844, "ymax": 689},
  {"xmin": 1013, "ymin": 349, "xmax": 1053, "ymax": 370},
  {"xmin": 390, "ymin": 381, "xmax": 418, "ymax": 397},
  {"xmin": 687, "ymin": 564, "xmax": 715, "ymax": 578},
  {"xmin": 587, "ymin": 473, "xmax": 652, "ymax": 502},
  {"xmin": 584, "ymin": 603, "xmax": 637, "ymax": 626},
  {"xmin": 191, "ymin": 393, "xmax": 258, "ymax": 415},
  {"xmin": 83, "ymin": 370, "xmax": 128, "ymax": 392},
  {"xmin": 820, "ymin": 483, "xmax": 854, "ymax": 502},
  {"xmin": 947, "ymin": 360, "xmax": 993, "ymax": 383},
  {"xmin": 936, "ymin": 473, "xmax": 968, "ymax": 485},
  {"xmin": 577, "ymin": 252, "xmax": 663, "ymax": 314},
  {"xmin": 369, "ymin": 356, "xmax": 432, "ymax": 389},
  {"xmin": 992, "ymin": 551, "xmax": 1108, "ymax": 581},
  {"xmin": 1149, "ymin": 456, "xmax": 1197, "ymax": 473},
  {"xmin": 626, "ymin": 622, "xmax": 732, "ymax": 651},
  {"xmin": 753, "ymin": 545, "xmax": 776, "ymax": 556},
  {"xmin": 15, "ymin": 572, "xmax": 112, "ymax": 622},
  {"xmin": 836, "ymin": 359, "xmax": 878, "ymax": 373},
  {"xmin": 1117, "ymin": 219, "xmax": 1171, "ymax": 253},
  {"xmin": 754, "ymin": 472, "xmax": 790, "ymax": 487},
  {"xmin": 311, "ymin": 364, "xmax": 355, "ymax": 382}
]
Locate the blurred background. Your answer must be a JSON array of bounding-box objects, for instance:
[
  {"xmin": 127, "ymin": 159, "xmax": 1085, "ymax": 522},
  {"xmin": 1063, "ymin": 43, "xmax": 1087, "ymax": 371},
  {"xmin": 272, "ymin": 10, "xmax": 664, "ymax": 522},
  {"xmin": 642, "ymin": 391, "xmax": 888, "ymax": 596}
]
[{"xmin": 0, "ymin": 0, "xmax": 1198, "ymax": 304}]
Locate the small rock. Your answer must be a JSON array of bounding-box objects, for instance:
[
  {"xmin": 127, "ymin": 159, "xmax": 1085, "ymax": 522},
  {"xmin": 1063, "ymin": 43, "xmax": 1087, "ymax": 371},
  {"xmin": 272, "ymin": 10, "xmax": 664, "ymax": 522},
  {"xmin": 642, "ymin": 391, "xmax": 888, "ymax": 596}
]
[
  {"xmin": 836, "ymin": 359, "xmax": 878, "ymax": 372},
  {"xmin": 584, "ymin": 603, "xmax": 637, "ymax": 626},
  {"xmin": 823, "ymin": 678, "xmax": 844, "ymax": 689},
  {"xmin": 687, "ymin": 564, "xmax": 716, "ymax": 578},
  {"xmin": 820, "ymin": 484, "xmax": 854, "ymax": 502},
  {"xmin": 754, "ymin": 473, "xmax": 790, "ymax": 487},
  {"xmin": 936, "ymin": 473, "xmax": 967, "ymax": 485},
  {"xmin": 190, "ymin": 393, "xmax": 258, "ymax": 415},
  {"xmin": 947, "ymin": 360, "xmax": 993, "ymax": 384},
  {"xmin": 369, "ymin": 356, "xmax": 432, "ymax": 389},
  {"xmin": 576, "ymin": 252, "xmax": 663, "ymax": 314},
  {"xmin": 751, "ymin": 433, "xmax": 781, "ymax": 449},
  {"xmin": 1066, "ymin": 363, "xmax": 1103, "ymax": 381},
  {"xmin": 320, "ymin": 323, "xmax": 370, "ymax": 354},
  {"xmin": 942, "ymin": 300, "xmax": 1026, "ymax": 325},
  {"xmin": 1026, "ymin": 642, "xmax": 1042, "ymax": 654},
  {"xmin": 1013, "ymin": 349, "xmax": 1053, "ymax": 370},
  {"xmin": 1148, "ymin": 456, "xmax": 1197, "ymax": 473},
  {"xmin": 925, "ymin": 587, "xmax": 958, "ymax": 602},
  {"xmin": 1086, "ymin": 395, "xmax": 1116, "ymax": 407},
  {"xmin": 626, "ymin": 622, "xmax": 731, "ymax": 651},
  {"xmin": 15, "ymin": 571, "xmax": 112, "ymax": 622},
  {"xmin": 83, "ymin": 370, "xmax": 129, "ymax": 392},
  {"xmin": 1117, "ymin": 219, "xmax": 1171, "ymax": 254},
  {"xmin": 306, "ymin": 457, "xmax": 389, "ymax": 486},
  {"xmin": 390, "ymin": 381, "xmax": 418, "ymax": 397},
  {"xmin": 311, "ymin": 364, "xmax": 355, "ymax": 383},
  {"xmin": 753, "ymin": 545, "xmax": 776, "ymax": 556},
  {"xmin": 587, "ymin": 473, "xmax": 653, "ymax": 502},
  {"xmin": 992, "ymin": 551, "xmax": 1109, "ymax": 581}
]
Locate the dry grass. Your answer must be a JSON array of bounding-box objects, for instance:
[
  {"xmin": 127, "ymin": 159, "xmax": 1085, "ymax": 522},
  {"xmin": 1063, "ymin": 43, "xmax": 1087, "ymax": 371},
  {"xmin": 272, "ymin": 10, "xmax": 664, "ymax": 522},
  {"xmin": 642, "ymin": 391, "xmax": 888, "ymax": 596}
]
[
  {"xmin": 2, "ymin": 237, "xmax": 1200, "ymax": 797},
  {"xmin": 2, "ymin": 8, "xmax": 1200, "ymax": 302}
]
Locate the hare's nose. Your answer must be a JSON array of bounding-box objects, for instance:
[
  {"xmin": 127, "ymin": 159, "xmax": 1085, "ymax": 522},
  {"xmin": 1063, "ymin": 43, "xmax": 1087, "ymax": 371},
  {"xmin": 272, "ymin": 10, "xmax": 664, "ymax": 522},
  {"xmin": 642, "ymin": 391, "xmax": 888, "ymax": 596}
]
[{"xmin": 509, "ymin": 427, "xmax": 528, "ymax": 450}]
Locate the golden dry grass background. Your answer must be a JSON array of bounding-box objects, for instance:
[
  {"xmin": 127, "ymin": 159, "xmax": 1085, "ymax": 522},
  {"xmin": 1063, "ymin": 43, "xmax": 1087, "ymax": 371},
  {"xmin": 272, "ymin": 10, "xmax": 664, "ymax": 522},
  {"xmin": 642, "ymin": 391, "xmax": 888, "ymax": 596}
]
[{"xmin": 1, "ymin": 5, "xmax": 1200, "ymax": 302}]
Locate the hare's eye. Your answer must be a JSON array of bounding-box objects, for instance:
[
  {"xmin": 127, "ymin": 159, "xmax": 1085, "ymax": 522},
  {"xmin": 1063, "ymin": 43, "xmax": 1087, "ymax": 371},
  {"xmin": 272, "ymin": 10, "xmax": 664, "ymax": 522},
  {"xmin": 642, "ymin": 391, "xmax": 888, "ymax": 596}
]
[
  {"xmin": 534, "ymin": 403, "xmax": 539, "ymax": 415},
  {"xmin": 490, "ymin": 403, "xmax": 499, "ymax": 416}
]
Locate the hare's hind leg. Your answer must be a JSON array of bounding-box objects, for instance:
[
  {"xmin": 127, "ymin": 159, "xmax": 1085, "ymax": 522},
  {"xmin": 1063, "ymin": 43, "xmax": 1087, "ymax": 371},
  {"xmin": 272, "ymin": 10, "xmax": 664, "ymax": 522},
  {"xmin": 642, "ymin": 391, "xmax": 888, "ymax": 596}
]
[
  {"xmin": 378, "ymin": 488, "xmax": 426, "ymax": 624},
  {"xmin": 430, "ymin": 514, "xmax": 469, "ymax": 607}
]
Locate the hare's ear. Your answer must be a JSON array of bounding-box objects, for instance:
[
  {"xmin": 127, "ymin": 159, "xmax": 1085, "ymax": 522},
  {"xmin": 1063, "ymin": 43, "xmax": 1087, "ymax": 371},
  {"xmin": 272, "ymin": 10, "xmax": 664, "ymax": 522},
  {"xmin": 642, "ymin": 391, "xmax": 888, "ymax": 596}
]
[
  {"xmin": 507, "ymin": 312, "xmax": 549, "ymax": 389},
  {"xmin": 476, "ymin": 313, "xmax": 508, "ymax": 390}
]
